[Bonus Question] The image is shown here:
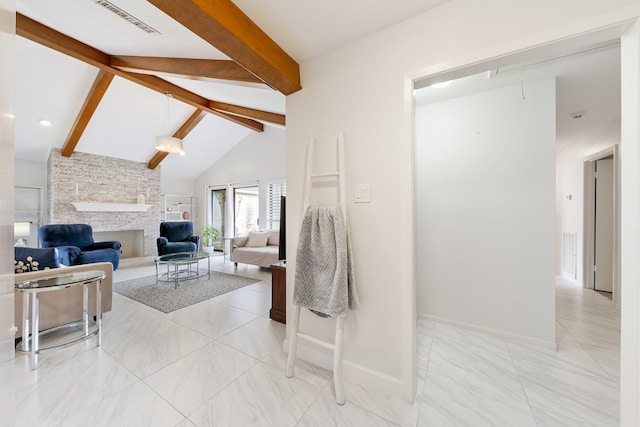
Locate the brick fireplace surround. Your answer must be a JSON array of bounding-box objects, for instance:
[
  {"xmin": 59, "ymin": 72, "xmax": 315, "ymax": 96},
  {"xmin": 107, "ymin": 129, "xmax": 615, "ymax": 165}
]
[{"xmin": 47, "ymin": 149, "xmax": 161, "ymax": 257}]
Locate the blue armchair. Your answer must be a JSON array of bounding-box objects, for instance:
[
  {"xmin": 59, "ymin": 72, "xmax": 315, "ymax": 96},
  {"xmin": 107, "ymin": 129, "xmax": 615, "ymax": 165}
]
[
  {"xmin": 38, "ymin": 224, "xmax": 121, "ymax": 270},
  {"xmin": 157, "ymin": 221, "xmax": 200, "ymax": 255}
]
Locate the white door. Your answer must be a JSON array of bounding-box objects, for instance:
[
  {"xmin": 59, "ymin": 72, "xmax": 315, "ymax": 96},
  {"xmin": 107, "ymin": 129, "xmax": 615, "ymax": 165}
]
[{"xmin": 594, "ymin": 158, "xmax": 614, "ymax": 292}]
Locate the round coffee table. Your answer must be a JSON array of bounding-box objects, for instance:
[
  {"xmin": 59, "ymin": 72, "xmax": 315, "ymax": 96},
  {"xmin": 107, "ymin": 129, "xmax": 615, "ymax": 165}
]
[{"xmin": 154, "ymin": 252, "xmax": 210, "ymax": 289}]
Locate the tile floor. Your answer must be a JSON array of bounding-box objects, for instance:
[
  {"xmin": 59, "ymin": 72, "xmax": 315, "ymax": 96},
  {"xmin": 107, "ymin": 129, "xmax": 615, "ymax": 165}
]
[{"xmin": 13, "ymin": 258, "xmax": 620, "ymax": 426}]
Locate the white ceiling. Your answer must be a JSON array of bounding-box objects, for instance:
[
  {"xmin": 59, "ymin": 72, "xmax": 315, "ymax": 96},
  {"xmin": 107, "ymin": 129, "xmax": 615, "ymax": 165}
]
[
  {"xmin": 14, "ymin": 0, "xmax": 450, "ymax": 180},
  {"xmin": 414, "ymin": 43, "xmax": 621, "ymax": 153},
  {"xmin": 16, "ymin": 0, "xmax": 616, "ymax": 178},
  {"xmin": 230, "ymin": 0, "xmax": 451, "ymax": 62}
]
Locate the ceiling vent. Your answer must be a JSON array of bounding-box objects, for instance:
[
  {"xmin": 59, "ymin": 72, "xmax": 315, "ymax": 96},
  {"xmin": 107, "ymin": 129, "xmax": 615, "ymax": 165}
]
[{"xmin": 93, "ymin": 0, "xmax": 161, "ymax": 35}]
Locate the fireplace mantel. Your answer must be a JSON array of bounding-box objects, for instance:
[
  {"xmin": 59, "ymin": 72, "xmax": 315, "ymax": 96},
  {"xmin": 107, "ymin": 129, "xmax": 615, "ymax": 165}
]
[{"xmin": 71, "ymin": 202, "xmax": 153, "ymax": 212}]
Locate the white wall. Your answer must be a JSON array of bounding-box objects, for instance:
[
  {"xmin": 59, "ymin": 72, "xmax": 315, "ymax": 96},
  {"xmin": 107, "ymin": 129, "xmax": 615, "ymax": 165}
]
[
  {"xmin": 161, "ymin": 175, "xmax": 194, "ymax": 197},
  {"xmin": 0, "ymin": 1, "xmax": 14, "ymax": 423},
  {"xmin": 286, "ymin": 0, "xmax": 640, "ymax": 409},
  {"xmin": 415, "ymin": 79, "xmax": 556, "ymax": 344},
  {"xmin": 15, "ymin": 159, "xmax": 46, "ymax": 189},
  {"xmin": 620, "ymin": 21, "xmax": 640, "ymax": 427},
  {"xmin": 555, "ymin": 148, "xmax": 586, "ymax": 281},
  {"xmin": 193, "ymin": 126, "xmax": 286, "ymax": 234}
]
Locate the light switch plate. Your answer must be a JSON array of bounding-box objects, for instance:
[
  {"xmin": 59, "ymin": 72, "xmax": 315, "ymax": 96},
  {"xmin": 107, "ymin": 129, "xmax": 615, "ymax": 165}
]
[{"xmin": 354, "ymin": 184, "xmax": 371, "ymax": 203}]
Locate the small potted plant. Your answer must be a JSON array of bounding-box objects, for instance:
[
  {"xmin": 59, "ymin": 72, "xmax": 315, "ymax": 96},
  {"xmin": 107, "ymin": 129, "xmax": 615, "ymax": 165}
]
[{"xmin": 201, "ymin": 224, "xmax": 220, "ymax": 254}]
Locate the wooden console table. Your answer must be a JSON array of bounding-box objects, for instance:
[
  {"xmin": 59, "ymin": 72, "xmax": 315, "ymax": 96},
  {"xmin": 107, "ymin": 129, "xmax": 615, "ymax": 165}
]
[{"xmin": 270, "ymin": 261, "xmax": 286, "ymax": 324}]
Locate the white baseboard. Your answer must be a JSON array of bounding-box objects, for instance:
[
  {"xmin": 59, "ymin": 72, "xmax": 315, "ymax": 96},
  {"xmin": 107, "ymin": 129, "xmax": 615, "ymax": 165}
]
[
  {"xmin": 560, "ymin": 272, "xmax": 580, "ymax": 286},
  {"xmin": 283, "ymin": 337, "xmax": 405, "ymax": 397},
  {"xmin": 418, "ymin": 314, "xmax": 558, "ymax": 350}
]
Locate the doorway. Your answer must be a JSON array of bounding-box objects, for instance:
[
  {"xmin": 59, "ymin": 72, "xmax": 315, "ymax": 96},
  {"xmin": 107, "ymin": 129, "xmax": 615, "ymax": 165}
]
[
  {"xmin": 594, "ymin": 158, "xmax": 614, "ymax": 293},
  {"xmin": 210, "ymin": 187, "xmax": 226, "ymax": 251},
  {"xmin": 411, "ymin": 24, "xmax": 631, "ymax": 404},
  {"xmin": 583, "ymin": 148, "xmax": 619, "ymax": 303},
  {"xmin": 413, "ymin": 38, "xmax": 622, "ymax": 336}
]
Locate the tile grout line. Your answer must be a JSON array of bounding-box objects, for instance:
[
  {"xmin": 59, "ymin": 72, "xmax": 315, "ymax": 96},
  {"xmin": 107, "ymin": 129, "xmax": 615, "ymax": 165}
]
[
  {"xmin": 414, "ymin": 321, "xmax": 438, "ymax": 427},
  {"xmin": 504, "ymin": 340, "xmax": 542, "ymax": 426}
]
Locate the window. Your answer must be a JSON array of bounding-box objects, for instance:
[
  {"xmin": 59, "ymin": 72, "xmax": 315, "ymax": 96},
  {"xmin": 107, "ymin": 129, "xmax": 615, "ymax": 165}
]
[
  {"xmin": 233, "ymin": 185, "xmax": 259, "ymax": 236},
  {"xmin": 15, "ymin": 186, "xmax": 43, "ymax": 248},
  {"xmin": 266, "ymin": 181, "xmax": 286, "ymax": 230}
]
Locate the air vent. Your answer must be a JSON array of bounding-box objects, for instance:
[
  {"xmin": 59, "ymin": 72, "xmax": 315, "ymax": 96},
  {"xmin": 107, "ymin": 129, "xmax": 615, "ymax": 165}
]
[{"xmin": 94, "ymin": 0, "xmax": 161, "ymax": 35}]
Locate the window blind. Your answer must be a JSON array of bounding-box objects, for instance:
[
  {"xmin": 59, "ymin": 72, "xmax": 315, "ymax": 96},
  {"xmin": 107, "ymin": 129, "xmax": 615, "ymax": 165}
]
[{"xmin": 266, "ymin": 181, "xmax": 286, "ymax": 229}]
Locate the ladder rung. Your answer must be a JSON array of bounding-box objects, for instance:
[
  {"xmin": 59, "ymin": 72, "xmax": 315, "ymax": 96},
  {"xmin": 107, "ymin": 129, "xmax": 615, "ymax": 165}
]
[
  {"xmin": 297, "ymin": 332, "xmax": 336, "ymax": 351},
  {"xmin": 311, "ymin": 172, "xmax": 340, "ymax": 178}
]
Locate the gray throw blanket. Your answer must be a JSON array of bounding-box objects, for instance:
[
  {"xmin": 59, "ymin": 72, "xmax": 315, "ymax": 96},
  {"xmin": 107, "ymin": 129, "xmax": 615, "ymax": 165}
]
[{"xmin": 294, "ymin": 205, "xmax": 359, "ymax": 317}]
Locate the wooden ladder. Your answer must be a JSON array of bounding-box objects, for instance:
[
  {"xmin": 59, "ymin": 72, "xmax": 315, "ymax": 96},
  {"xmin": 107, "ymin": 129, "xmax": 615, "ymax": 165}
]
[{"xmin": 285, "ymin": 133, "xmax": 348, "ymax": 404}]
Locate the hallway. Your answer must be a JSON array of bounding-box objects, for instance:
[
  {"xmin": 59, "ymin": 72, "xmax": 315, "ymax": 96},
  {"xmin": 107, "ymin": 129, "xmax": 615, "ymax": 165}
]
[{"xmin": 417, "ymin": 276, "xmax": 620, "ymax": 425}]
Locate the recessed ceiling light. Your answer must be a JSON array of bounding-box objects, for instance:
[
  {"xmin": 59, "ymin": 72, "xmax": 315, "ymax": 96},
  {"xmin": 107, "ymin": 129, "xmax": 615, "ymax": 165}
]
[
  {"xmin": 2, "ymin": 113, "xmax": 14, "ymax": 119},
  {"xmin": 39, "ymin": 119, "xmax": 52, "ymax": 127}
]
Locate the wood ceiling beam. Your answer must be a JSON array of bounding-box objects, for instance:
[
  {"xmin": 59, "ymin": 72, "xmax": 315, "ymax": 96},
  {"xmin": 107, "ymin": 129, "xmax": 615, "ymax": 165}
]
[
  {"xmin": 61, "ymin": 71, "xmax": 114, "ymax": 157},
  {"xmin": 148, "ymin": 109, "xmax": 206, "ymax": 169},
  {"xmin": 110, "ymin": 56, "xmax": 264, "ymax": 85},
  {"xmin": 209, "ymin": 101, "xmax": 285, "ymax": 126},
  {"xmin": 16, "ymin": 13, "xmax": 109, "ymax": 69},
  {"xmin": 128, "ymin": 73, "xmax": 264, "ymax": 132},
  {"xmin": 147, "ymin": 0, "xmax": 301, "ymax": 95},
  {"xmin": 16, "ymin": 13, "xmax": 265, "ymax": 133}
]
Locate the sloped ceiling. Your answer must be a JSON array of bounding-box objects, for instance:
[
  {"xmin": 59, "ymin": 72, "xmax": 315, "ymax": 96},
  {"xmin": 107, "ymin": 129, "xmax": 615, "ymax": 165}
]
[{"xmin": 14, "ymin": 0, "xmax": 450, "ymax": 180}]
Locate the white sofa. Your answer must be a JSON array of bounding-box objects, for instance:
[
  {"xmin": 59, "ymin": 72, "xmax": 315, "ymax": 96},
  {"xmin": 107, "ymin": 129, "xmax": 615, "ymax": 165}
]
[{"xmin": 229, "ymin": 230, "xmax": 280, "ymax": 268}]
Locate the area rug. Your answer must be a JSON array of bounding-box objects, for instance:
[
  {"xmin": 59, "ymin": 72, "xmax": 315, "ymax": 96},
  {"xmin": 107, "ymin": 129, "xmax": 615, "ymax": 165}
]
[{"xmin": 113, "ymin": 270, "xmax": 260, "ymax": 313}]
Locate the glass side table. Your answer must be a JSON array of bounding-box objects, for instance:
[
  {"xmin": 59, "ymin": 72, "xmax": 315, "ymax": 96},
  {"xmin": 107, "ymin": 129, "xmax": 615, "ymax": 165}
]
[
  {"xmin": 154, "ymin": 252, "xmax": 210, "ymax": 289},
  {"xmin": 15, "ymin": 270, "xmax": 106, "ymax": 370}
]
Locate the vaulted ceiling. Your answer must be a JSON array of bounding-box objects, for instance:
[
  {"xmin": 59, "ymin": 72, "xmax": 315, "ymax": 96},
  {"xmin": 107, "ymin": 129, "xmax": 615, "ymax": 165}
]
[{"xmin": 14, "ymin": 0, "xmax": 450, "ymax": 180}]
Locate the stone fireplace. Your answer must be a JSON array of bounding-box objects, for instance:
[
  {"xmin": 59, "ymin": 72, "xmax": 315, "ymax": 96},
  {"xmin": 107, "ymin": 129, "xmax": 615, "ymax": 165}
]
[{"xmin": 47, "ymin": 149, "xmax": 161, "ymax": 257}]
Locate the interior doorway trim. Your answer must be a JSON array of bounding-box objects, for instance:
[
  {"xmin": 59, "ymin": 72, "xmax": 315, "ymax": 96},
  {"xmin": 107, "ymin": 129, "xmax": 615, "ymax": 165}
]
[
  {"xmin": 407, "ymin": 19, "xmax": 639, "ymax": 426},
  {"xmin": 583, "ymin": 145, "xmax": 620, "ymax": 307},
  {"xmin": 408, "ymin": 20, "xmax": 637, "ymax": 406}
]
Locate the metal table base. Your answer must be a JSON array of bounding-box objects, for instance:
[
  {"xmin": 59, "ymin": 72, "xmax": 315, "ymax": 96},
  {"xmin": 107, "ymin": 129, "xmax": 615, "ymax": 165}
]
[{"xmin": 16, "ymin": 270, "xmax": 106, "ymax": 370}]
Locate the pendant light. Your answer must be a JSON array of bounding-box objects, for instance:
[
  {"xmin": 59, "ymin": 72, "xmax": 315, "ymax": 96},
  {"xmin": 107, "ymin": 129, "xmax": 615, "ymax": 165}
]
[{"xmin": 155, "ymin": 93, "xmax": 185, "ymax": 155}]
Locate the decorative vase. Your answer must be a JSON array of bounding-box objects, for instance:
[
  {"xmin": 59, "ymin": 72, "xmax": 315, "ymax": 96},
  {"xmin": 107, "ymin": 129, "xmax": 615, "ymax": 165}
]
[{"xmin": 137, "ymin": 193, "xmax": 146, "ymax": 204}]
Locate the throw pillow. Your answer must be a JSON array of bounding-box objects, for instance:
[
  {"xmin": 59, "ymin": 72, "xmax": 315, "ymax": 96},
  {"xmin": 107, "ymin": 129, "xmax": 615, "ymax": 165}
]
[
  {"xmin": 14, "ymin": 257, "xmax": 51, "ymax": 273},
  {"xmin": 15, "ymin": 247, "xmax": 60, "ymax": 270},
  {"xmin": 267, "ymin": 231, "xmax": 279, "ymax": 246},
  {"xmin": 245, "ymin": 231, "xmax": 269, "ymax": 247}
]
